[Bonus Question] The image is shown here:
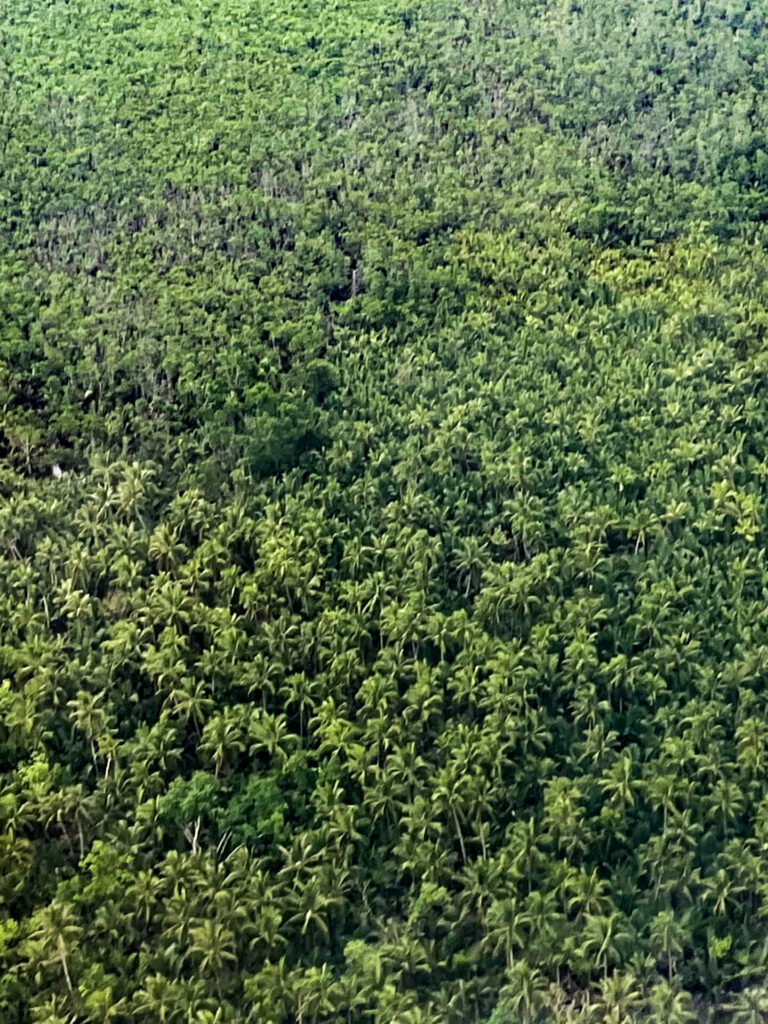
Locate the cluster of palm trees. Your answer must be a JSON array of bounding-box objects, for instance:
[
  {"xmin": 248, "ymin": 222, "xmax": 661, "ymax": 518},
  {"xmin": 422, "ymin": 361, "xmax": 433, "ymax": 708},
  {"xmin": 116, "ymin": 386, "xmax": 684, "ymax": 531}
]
[
  {"xmin": 5, "ymin": 213, "xmax": 768, "ymax": 1018},
  {"xmin": 4, "ymin": 0, "xmax": 768, "ymax": 1020}
]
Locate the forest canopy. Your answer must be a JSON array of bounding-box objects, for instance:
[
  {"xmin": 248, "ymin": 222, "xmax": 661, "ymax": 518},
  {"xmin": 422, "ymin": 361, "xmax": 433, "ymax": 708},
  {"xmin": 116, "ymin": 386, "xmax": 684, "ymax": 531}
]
[{"xmin": 3, "ymin": 0, "xmax": 768, "ymax": 1021}]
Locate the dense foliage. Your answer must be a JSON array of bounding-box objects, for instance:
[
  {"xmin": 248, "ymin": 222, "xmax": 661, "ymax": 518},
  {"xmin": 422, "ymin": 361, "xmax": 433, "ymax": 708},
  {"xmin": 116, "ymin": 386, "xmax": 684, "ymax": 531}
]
[{"xmin": 4, "ymin": 0, "xmax": 768, "ymax": 1020}]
